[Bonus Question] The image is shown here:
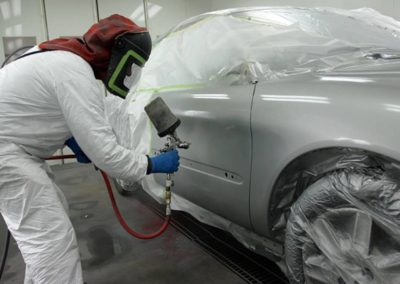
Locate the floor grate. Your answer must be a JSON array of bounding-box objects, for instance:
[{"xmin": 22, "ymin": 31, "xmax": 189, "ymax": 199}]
[{"xmin": 131, "ymin": 189, "xmax": 289, "ymax": 284}]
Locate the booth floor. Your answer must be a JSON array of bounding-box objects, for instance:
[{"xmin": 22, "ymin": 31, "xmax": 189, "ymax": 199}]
[{"xmin": 0, "ymin": 163, "xmax": 247, "ymax": 284}]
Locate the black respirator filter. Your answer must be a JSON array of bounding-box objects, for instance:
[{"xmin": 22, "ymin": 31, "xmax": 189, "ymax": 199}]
[{"xmin": 145, "ymin": 97, "xmax": 181, "ymax": 137}]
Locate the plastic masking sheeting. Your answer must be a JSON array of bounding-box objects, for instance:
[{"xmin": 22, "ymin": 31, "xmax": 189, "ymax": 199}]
[{"xmin": 138, "ymin": 6, "xmax": 400, "ymax": 92}]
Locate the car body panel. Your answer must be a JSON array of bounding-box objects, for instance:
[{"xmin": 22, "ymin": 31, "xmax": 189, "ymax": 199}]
[
  {"xmin": 151, "ymin": 84, "xmax": 255, "ymax": 228},
  {"xmin": 250, "ymin": 68, "xmax": 400, "ymax": 237}
]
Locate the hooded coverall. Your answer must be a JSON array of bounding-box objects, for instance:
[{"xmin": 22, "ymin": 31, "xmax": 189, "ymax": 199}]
[{"xmin": 0, "ymin": 48, "xmax": 148, "ymax": 284}]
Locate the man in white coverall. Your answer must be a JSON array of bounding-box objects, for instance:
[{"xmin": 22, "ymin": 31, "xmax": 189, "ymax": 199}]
[{"xmin": 0, "ymin": 14, "xmax": 180, "ymax": 283}]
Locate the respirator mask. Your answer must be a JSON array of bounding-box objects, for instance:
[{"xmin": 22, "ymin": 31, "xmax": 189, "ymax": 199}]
[{"xmin": 104, "ymin": 32, "xmax": 152, "ymax": 99}]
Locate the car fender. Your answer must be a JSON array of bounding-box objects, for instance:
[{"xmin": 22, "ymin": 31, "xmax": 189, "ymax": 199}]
[{"xmin": 250, "ymin": 71, "xmax": 400, "ymax": 238}]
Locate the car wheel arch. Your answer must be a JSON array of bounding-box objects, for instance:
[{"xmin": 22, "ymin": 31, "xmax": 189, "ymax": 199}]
[{"xmin": 267, "ymin": 146, "xmax": 399, "ymax": 242}]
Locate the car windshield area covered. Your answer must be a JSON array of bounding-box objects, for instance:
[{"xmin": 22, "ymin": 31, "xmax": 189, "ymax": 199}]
[{"xmin": 140, "ymin": 7, "xmax": 400, "ymax": 93}]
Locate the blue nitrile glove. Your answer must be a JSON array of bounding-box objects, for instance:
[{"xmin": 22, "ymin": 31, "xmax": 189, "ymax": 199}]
[
  {"xmin": 65, "ymin": 137, "xmax": 91, "ymax": 164},
  {"xmin": 147, "ymin": 149, "xmax": 180, "ymax": 174}
]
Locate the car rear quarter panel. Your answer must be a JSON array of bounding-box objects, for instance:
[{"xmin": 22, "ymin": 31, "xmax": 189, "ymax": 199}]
[{"xmin": 251, "ymin": 72, "xmax": 400, "ymax": 237}]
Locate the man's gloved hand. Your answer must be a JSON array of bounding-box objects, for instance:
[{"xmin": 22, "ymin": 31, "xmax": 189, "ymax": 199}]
[
  {"xmin": 147, "ymin": 150, "xmax": 180, "ymax": 174},
  {"xmin": 65, "ymin": 137, "xmax": 91, "ymax": 164}
]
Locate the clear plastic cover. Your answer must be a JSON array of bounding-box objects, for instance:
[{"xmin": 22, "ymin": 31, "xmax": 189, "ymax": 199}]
[{"xmin": 138, "ymin": 7, "xmax": 400, "ymax": 93}]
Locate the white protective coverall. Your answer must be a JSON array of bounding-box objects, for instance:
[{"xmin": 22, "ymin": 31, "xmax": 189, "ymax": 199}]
[{"xmin": 0, "ymin": 49, "xmax": 148, "ymax": 283}]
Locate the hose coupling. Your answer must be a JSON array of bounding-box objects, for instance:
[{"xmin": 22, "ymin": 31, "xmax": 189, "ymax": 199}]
[
  {"xmin": 165, "ymin": 174, "xmax": 172, "ymax": 214},
  {"xmin": 165, "ymin": 190, "xmax": 171, "ymax": 205}
]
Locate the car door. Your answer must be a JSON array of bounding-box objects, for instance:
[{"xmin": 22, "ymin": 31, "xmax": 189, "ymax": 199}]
[{"xmin": 151, "ymin": 83, "xmax": 255, "ymax": 229}]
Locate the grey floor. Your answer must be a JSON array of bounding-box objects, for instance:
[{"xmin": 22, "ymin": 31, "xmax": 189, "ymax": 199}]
[{"xmin": 0, "ymin": 163, "xmax": 246, "ymax": 284}]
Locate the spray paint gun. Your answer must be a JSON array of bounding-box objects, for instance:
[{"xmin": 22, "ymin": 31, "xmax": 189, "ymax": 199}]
[{"xmin": 144, "ymin": 97, "xmax": 190, "ymax": 215}]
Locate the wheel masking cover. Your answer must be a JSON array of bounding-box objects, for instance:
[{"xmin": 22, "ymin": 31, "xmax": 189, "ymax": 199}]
[{"xmin": 285, "ymin": 156, "xmax": 400, "ymax": 283}]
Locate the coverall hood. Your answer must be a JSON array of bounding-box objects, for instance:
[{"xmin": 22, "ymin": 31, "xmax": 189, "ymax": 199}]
[{"xmin": 39, "ymin": 14, "xmax": 147, "ymax": 80}]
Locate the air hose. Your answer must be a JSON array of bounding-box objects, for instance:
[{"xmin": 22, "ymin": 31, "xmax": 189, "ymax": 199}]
[
  {"xmin": 99, "ymin": 170, "xmax": 170, "ymax": 239},
  {"xmin": 48, "ymin": 155, "xmax": 171, "ymax": 239}
]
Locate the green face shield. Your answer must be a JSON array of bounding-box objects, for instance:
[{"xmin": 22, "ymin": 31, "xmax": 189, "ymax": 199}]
[{"xmin": 104, "ymin": 32, "xmax": 151, "ymax": 99}]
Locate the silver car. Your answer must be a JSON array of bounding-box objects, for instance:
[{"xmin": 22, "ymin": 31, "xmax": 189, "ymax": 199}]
[{"xmin": 108, "ymin": 7, "xmax": 400, "ymax": 284}]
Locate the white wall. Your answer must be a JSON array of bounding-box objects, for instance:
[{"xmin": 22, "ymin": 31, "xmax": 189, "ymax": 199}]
[
  {"xmin": 146, "ymin": 0, "xmax": 212, "ymax": 40},
  {"xmin": 210, "ymin": 0, "xmax": 400, "ymax": 20},
  {"xmin": 0, "ymin": 0, "xmax": 45, "ymax": 63},
  {"xmin": 45, "ymin": 0, "xmax": 97, "ymax": 38},
  {"xmin": 97, "ymin": 0, "xmax": 146, "ymax": 27},
  {"xmin": 41, "ymin": 0, "xmax": 212, "ymax": 41}
]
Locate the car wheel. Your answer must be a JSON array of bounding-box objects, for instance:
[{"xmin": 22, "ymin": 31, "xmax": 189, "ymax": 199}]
[
  {"xmin": 111, "ymin": 179, "xmax": 142, "ymax": 196},
  {"xmin": 285, "ymin": 170, "xmax": 400, "ymax": 284}
]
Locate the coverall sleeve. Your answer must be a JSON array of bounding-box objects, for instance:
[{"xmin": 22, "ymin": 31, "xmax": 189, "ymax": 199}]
[{"xmin": 55, "ymin": 76, "xmax": 148, "ymax": 182}]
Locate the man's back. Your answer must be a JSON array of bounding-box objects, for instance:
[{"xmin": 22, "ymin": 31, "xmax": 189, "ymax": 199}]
[{"xmin": 0, "ymin": 50, "xmax": 98, "ymax": 157}]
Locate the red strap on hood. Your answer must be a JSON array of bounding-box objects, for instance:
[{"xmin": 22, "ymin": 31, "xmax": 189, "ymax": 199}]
[{"xmin": 39, "ymin": 14, "xmax": 147, "ymax": 80}]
